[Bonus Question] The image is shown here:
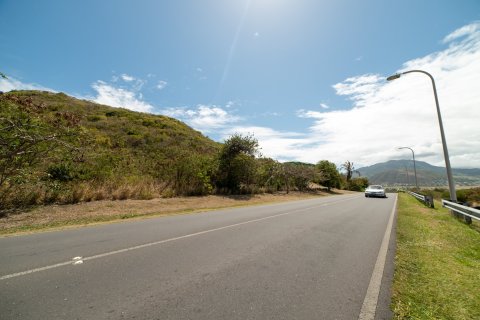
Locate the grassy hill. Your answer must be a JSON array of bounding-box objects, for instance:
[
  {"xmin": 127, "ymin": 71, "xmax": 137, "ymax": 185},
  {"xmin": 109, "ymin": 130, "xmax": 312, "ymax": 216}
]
[
  {"xmin": 0, "ymin": 90, "xmax": 220, "ymax": 210},
  {"xmin": 1, "ymin": 90, "xmax": 341, "ymax": 214},
  {"xmin": 358, "ymin": 160, "xmax": 480, "ymax": 187}
]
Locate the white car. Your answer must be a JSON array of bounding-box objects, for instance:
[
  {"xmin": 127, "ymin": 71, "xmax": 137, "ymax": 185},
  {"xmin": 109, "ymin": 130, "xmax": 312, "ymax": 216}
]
[{"xmin": 365, "ymin": 185, "xmax": 386, "ymax": 198}]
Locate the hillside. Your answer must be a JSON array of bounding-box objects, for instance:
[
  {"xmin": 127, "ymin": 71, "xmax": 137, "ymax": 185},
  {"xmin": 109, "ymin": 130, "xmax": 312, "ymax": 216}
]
[
  {"xmin": 0, "ymin": 90, "xmax": 220, "ymax": 209},
  {"xmin": 1, "ymin": 90, "xmax": 341, "ymax": 213},
  {"xmin": 358, "ymin": 160, "xmax": 480, "ymax": 186}
]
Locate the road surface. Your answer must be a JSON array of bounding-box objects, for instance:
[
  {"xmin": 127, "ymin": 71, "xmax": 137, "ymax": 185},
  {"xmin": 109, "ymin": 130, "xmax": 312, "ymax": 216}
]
[{"xmin": 0, "ymin": 193, "xmax": 397, "ymax": 319}]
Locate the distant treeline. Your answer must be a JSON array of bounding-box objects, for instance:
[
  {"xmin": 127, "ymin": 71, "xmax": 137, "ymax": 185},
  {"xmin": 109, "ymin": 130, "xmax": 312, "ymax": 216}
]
[{"xmin": 0, "ymin": 91, "xmax": 368, "ymax": 214}]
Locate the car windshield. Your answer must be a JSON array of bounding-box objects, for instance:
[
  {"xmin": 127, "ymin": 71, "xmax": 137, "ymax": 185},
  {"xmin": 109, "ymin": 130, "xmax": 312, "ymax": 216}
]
[{"xmin": 370, "ymin": 186, "xmax": 383, "ymax": 189}]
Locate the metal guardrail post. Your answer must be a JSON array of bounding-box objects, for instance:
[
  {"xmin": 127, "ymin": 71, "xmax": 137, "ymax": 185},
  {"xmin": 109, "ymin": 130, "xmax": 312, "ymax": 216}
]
[
  {"xmin": 465, "ymin": 214, "xmax": 473, "ymax": 225},
  {"xmin": 425, "ymin": 195, "xmax": 434, "ymax": 208},
  {"xmin": 406, "ymin": 190, "xmax": 434, "ymax": 208},
  {"xmin": 442, "ymin": 199, "xmax": 479, "ymax": 225}
]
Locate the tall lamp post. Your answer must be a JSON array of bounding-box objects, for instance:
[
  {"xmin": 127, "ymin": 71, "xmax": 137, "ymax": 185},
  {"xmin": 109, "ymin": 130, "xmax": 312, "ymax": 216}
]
[
  {"xmin": 387, "ymin": 70, "xmax": 457, "ymax": 202},
  {"xmin": 404, "ymin": 165, "xmax": 410, "ymax": 187},
  {"xmin": 398, "ymin": 147, "xmax": 418, "ymax": 189}
]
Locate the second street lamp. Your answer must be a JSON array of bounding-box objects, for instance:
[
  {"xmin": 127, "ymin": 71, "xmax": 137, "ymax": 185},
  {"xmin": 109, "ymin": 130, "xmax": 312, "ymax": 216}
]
[
  {"xmin": 404, "ymin": 165, "xmax": 410, "ymax": 187},
  {"xmin": 387, "ymin": 70, "xmax": 457, "ymax": 202},
  {"xmin": 398, "ymin": 147, "xmax": 418, "ymax": 189}
]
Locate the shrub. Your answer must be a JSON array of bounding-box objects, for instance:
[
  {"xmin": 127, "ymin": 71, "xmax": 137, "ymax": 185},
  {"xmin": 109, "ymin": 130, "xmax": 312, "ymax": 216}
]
[{"xmin": 47, "ymin": 164, "xmax": 74, "ymax": 181}]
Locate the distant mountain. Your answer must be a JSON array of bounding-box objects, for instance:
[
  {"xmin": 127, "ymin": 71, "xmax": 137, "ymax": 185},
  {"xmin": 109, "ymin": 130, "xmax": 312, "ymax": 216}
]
[{"xmin": 357, "ymin": 160, "xmax": 480, "ymax": 187}]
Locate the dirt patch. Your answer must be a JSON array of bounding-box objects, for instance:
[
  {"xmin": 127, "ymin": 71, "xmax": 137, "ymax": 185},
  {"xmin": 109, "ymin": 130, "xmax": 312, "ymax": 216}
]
[{"xmin": 0, "ymin": 190, "xmax": 355, "ymax": 235}]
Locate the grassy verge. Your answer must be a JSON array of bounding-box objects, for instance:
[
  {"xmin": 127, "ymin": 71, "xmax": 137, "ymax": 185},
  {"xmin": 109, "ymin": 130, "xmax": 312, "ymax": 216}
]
[
  {"xmin": 392, "ymin": 193, "xmax": 480, "ymax": 319},
  {"xmin": 0, "ymin": 191, "xmax": 348, "ymax": 236}
]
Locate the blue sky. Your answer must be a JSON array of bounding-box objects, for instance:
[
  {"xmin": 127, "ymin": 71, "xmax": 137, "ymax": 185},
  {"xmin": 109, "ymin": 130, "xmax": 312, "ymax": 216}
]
[{"xmin": 1, "ymin": 0, "xmax": 480, "ymax": 168}]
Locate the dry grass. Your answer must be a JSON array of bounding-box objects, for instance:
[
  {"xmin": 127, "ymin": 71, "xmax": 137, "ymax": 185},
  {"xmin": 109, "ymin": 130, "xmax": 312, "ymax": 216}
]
[{"xmin": 0, "ymin": 190, "xmax": 353, "ymax": 235}]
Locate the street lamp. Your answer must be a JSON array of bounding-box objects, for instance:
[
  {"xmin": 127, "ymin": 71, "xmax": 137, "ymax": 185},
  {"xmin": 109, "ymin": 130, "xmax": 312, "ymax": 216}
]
[
  {"xmin": 397, "ymin": 147, "xmax": 418, "ymax": 189},
  {"xmin": 387, "ymin": 70, "xmax": 457, "ymax": 202},
  {"xmin": 404, "ymin": 165, "xmax": 410, "ymax": 187}
]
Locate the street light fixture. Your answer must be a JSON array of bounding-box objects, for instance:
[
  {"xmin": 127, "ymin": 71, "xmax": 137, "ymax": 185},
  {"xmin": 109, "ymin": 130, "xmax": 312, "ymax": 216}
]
[
  {"xmin": 397, "ymin": 147, "xmax": 418, "ymax": 189},
  {"xmin": 387, "ymin": 70, "xmax": 457, "ymax": 202}
]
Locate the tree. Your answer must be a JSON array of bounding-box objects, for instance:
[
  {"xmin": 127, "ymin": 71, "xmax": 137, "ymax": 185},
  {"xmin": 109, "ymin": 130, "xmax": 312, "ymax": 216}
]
[
  {"xmin": 216, "ymin": 133, "xmax": 259, "ymax": 192},
  {"xmin": 0, "ymin": 97, "xmax": 78, "ymax": 187},
  {"xmin": 255, "ymin": 158, "xmax": 283, "ymax": 192},
  {"xmin": 315, "ymin": 160, "xmax": 341, "ymax": 191},
  {"xmin": 283, "ymin": 162, "xmax": 315, "ymax": 193},
  {"xmin": 341, "ymin": 160, "xmax": 355, "ymax": 182},
  {"xmin": 173, "ymin": 152, "xmax": 215, "ymax": 196},
  {"xmin": 347, "ymin": 177, "xmax": 369, "ymax": 191},
  {"xmin": 0, "ymin": 95, "xmax": 81, "ymax": 210}
]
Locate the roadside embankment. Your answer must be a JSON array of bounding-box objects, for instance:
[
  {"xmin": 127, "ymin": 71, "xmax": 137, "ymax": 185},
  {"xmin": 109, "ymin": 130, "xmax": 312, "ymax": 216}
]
[
  {"xmin": 0, "ymin": 190, "xmax": 351, "ymax": 236},
  {"xmin": 392, "ymin": 193, "xmax": 480, "ymax": 319}
]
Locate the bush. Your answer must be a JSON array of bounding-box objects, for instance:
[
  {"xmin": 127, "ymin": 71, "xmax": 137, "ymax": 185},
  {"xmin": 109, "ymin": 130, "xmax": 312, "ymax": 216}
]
[
  {"xmin": 347, "ymin": 177, "xmax": 369, "ymax": 191},
  {"xmin": 47, "ymin": 164, "xmax": 74, "ymax": 181}
]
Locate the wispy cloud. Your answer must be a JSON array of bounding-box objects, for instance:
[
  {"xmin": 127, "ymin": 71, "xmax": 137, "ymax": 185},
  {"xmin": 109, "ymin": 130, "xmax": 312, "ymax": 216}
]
[
  {"xmin": 91, "ymin": 80, "xmax": 154, "ymax": 113},
  {"xmin": 0, "ymin": 76, "xmax": 55, "ymax": 92},
  {"xmin": 121, "ymin": 73, "xmax": 135, "ymax": 82},
  {"xmin": 156, "ymin": 80, "xmax": 167, "ymax": 90},
  {"xmin": 87, "ymin": 72, "xmax": 160, "ymax": 112},
  {"xmin": 161, "ymin": 104, "xmax": 241, "ymax": 133},
  {"xmin": 0, "ymin": 74, "xmax": 156, "ymax": 114},
  {"xmin": 320, "ymin": 103, "xmax": 330, "ymax": 109},
  {"xmin": 111, "ymin": 73, "xmax": 145, "ymax": 90},
  {"xmin": 332, "ymin": 74, "xmax": 384, "ymax": 107},
  {"xmin": 442, "ymin": 21, "xmax": 480, "ymax": 43}
]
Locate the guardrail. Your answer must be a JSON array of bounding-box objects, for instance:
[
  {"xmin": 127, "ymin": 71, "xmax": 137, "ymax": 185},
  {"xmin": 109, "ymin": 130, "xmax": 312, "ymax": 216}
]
[
  {"xmin": 442, "ymin": 199, "xmax": 479, "ymax": 224},
  {"xmin": 406, "ymin": 190, "xmax": 434, "ymax": 208}
]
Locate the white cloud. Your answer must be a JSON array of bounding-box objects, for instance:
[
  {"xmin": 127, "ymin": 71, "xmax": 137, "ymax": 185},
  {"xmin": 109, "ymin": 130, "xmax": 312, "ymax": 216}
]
[
  {"xmin": 443, "ymin": 22, "xmax": 480, "ymax": 43},
  {"xmin": 206, "ymin": 22, "xmax": 480, "ymax": 169},
  {"xmin": 115, "ymin": 73, "xmax": 145, "ymax": 91},
  {"xmin": 220, "ymin": 125, "xmax": 309, "ymax": 161},
  {"xmin": 0, "ymin": 75, "xmax": 155, "ymax": 114},
  {"xmin": 0, "ymin": 77, "xmax": 55, "ymax": 92},
  {"xmin": 283, "ymin": 21, "xmax": 480, "ymax": 168},
  {"xmin": 121, "ymin": 74, "xmax": 135, "ymax": 82},
  {"xmin": 332, "ymin": 74, "xmax": 384, "ymax": 107},
  {"xmin": 156, "ymin": 80, "xmax": 167, "ymax": 90},
  {"xmin": 320, "ymin": 103, "xmax": 330, "ymax": 109},
  {"xmin": 91, "ymin": 80, "xmax": 154, "ymax": 113},
  {"xmin": 161, "ymin": 104, "xmax": 240, "ymax": 133}
]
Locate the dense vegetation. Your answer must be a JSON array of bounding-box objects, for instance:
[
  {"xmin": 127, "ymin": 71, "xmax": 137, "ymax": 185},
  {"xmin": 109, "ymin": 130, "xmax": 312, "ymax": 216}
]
[{"xmin": 0, "ymin": 90, "xmax": 367, "ymax": 214}]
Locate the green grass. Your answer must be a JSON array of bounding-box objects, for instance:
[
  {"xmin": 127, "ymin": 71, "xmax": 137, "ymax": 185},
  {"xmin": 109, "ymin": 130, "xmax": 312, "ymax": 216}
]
[{"xmin": 392, "ymin": 193, "xmax": 480, "ymax": 319}]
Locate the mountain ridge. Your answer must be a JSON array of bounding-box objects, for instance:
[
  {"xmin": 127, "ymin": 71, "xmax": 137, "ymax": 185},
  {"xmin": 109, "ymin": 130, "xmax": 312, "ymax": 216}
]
[{"xmin": 357, "ymin": 159, "xmax": 480, "ymax": 186}]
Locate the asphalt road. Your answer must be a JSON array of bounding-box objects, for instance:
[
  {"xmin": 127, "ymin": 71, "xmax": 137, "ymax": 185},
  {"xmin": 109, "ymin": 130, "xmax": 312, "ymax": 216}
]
[{"xmin": 0, "ymin": 193, "xmax": 397, "ymax": 320}]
